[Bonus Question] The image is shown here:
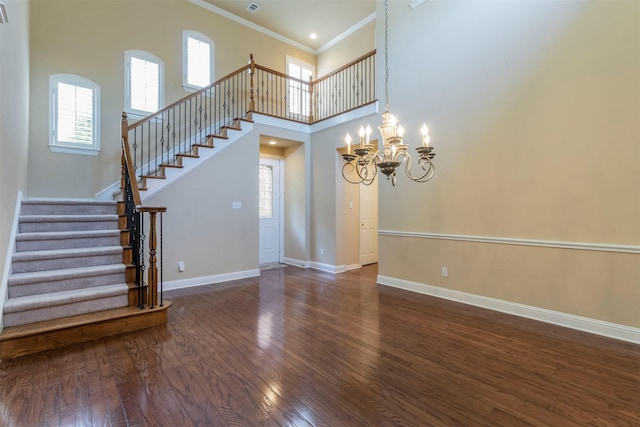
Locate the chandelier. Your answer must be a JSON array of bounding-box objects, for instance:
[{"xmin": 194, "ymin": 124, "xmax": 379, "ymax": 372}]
[{"xmin": 341, "ymin": 0, "xmax": 436, "ymax": 186}]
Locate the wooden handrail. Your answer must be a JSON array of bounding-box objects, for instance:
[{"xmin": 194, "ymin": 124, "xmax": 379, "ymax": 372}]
[
  {"xmin": 121, "ymin": 113, "xmax": 142, "ymax": 208},
  {"xmin": 253, "ymin": 64, "xmax": 311, "ymax": 84},
  {"xmin": 127, "ymin": 64, "xmax": 251, "ymax": 130},
  {"xmin": 313, "ymin": 50, "xmax": 376, "ymax": 84}
]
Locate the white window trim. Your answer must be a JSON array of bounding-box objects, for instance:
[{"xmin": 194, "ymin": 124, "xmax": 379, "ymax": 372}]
[
  {"xmin": 49, "ymin": 74, "xmax": 101, "ymax": 156},
  {"xmin": 285, "ymin": 55, "xmax": 315, "ymax": 118},
  {"xmin": 124, "ymin": 49, "xmax": 164, "ymax": 120},
  {"xmin": 285, "ymin": 55, "xmax": 315, "ymax": 78},
  {"xmin": 183, "ymin": 30, "xmax": 215, "ymax": 92}
]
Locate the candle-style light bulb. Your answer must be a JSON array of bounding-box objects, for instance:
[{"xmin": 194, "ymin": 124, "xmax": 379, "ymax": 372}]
[
  {"xmin": 345, "ymin": 133, "xmax": 352, "ymax": 154},
  {"xmin": 365, "ymin": 125, "xmax": 372, "ymax": 145},
  {"xmin": 397, "ymin": 125, "xmax": 405, "ymax": 138},
  {"xmin": 421, "ymin": 123, "xmax": 430, "ymax": 147},
  {"xmin": 358, "ymin": 126, "xmax": 365, "ymax": 147}
]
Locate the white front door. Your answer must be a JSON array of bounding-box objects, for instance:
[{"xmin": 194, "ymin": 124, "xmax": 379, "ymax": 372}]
[
  {"xmin": 360, "ymin": 180, "xmax": 378, "ymax": 265},
  {"xmin": 259, "ymin": 158, "xmax": 281, "ymax": 264}
]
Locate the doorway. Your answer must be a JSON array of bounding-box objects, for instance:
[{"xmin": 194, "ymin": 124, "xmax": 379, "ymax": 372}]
[{"xmin": 259, "ymin": 158, "xmax": 282, "ymax": 264}]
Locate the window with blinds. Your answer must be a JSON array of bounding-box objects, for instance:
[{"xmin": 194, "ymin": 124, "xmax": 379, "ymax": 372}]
[
  {"xmin": 49, "ymin": 74, "xmax": 100, "ymax": 156},
  {"xmin": 183, "ymin": 31, "xmax": 214, "ymax": 90},
  {"xmin": 286, "ymin": 56, "xmax": 314, "ymax": 118},
  {"xmin": 125, "ymin": 50, "xmax": 164, "ymax": 116}
]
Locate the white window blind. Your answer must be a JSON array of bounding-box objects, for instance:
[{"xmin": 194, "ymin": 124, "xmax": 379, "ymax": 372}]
[
  {"xmin": 130, "ymin": 57, "xmax": 159, "ymax": 112},
  {"xmin": 125, "ymin": 50, "xmax": 164, "ymax": 116},
  {"xmin": 49, "ymin": 74, "xmax": 100, "ymax": 156},
  {"xmin": 56, "ymin": 82, "xmax": 94, "ymax": 145},
  {"xmin": 183, "ymin": 31, "xmax": 214, "ymax": 90}
]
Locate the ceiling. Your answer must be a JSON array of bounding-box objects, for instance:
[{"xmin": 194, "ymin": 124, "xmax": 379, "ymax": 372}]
[{"xmin": 201, "ymin": 0, "xmax": 376, "ymax": 52}]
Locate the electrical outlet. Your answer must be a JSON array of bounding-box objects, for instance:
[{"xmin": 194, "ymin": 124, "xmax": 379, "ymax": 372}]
[
  {"xmin": 441, "ymin": 267, "xmax": 448, "ymax": 277},
  {"xmin": 178, "ymin": 261, "xmax": 185, "ymax": 272},
  {"xmin": 320, "ymin": 249, "xmax": 324, "ymax": 256}
]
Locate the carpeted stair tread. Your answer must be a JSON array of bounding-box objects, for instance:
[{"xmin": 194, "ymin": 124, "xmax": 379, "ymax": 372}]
[
  {"xmin": 15, "ymin": 229, "xmax": 121, "ymax": 251},
  {"xmin": 11, "ymin": 246, "xmax": 124, "ymax": 274},
  {"xmin": 8, "ymin": 264, "xmax": 126, "ymax": 286},
  {"xmin": 21, "ymin": 199, "xmax": 116, "ymax": 215},
  {"xmin": 12, "ymin": 246, "xmax": 123, "ymax": 262},
  {"xmin": 3, "ymin": 284, "xmax": 129, "ymax": 314},
  {"xmin": 16, "ymin": 229, "xmax": 120, "ymax": 242},
  {"xmin": 18, "ymin": 214, "xmax": 119, "ymax": 233},
  {"xmin": 19, "ymin": 214, "xmax": 118, "ymax": 223}
]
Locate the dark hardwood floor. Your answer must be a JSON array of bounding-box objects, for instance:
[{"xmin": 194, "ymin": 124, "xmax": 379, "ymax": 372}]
[{"xmin": 0, "ymin": 264, "xmax": 638, "ymax": 426}]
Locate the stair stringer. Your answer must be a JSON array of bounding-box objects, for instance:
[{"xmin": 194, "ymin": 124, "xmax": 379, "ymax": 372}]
[{"xmin": 96, "ymin": 121, "xmax": 254, "ymax": 202}]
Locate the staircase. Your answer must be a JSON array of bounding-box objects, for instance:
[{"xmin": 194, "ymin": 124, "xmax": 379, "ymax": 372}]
[
  {"xmin": 135, "ymin": 117, "xmax": 254, "ymax": 200},
  {"xmin": 0, "ymin": 199, "xmax": 169, "ymax": 359}
]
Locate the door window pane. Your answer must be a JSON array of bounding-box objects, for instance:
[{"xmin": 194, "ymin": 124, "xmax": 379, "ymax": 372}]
[{"xmin": 259, "ymin": 164, "xmax": 273, "ymax": 218}]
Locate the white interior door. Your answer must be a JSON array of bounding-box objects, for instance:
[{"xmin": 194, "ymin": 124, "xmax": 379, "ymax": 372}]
[
  {"xmin": 259, "ymin": 158, "xmax": 281, "ymax": 264},
  {"xmin": 360, "ymin": 181, "xmax": 378, "ymax": 265}
]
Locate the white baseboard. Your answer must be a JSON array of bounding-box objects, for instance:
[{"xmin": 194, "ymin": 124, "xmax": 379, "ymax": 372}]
[
  {"xmin": 310, "ymin": 261, "xmax": 347, "ymax": 274},
  {"xmin": 164, "ymin": 268, "xmax": 260, "ymax": 292},
  {"xmin": 377, "ymin": 275, "xmax": 640, "ymax": 344},
  {"xmin": 0, "ymin": 191, "xmax": 23, "ymax": 332},
  {"xmin": 282, "ymin": 257, "xmax": 310, "ymax": 268},
  {"xmin": 346, "ymin": 264, "xmax": 362, "ymax": 271}
]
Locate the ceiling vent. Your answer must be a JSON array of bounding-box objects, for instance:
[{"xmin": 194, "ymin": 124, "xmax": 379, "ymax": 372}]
[{"xmin": 246, "ymin": 2, "xmax": 260, "ymax": 14}]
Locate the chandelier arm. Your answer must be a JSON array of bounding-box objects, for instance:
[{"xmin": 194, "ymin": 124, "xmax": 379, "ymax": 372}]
[
  {"xmin": 414, "ymin": 162, "xmax": 436, "ymax": 182},
  {"xmin": 354, "ymin": 154, "xmax": 376, "ymax": 182},
  {"xmin": 404, "ymin": 154, "xmax": 436, "ymax": 182},
  {"xmin": 341, "ymin": 162, "xmax": 367, "ymax": 185}
]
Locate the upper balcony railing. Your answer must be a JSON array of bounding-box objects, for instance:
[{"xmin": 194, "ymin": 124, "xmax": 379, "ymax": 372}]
[{"xmin": 122, "ymin": 50, "xmax": 376, "ymax": 180}]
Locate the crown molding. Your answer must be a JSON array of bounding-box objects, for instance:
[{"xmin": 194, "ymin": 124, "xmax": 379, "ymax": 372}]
[
  {"xmin": 315, "ymin": 12, "xmax": 376, "ymax": 54},
  {"xmin": 189, "ymin": 0, "xmax": 376, "ymax": 56}
]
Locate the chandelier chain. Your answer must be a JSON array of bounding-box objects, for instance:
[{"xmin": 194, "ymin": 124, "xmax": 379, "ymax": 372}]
[{"xmin": 384, "ymin": 0, "xmax": 390, "ymax": 112}]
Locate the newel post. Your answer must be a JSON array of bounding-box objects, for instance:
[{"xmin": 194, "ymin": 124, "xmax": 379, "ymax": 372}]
[
  {"xmin": 147, "ymin": 210, "xmax": 158, "ymax": 308},
  {"xmin": 249, "ymin": 53, "xmax": 255, "ymax": 112},
  {"xmin": 308, "ymin": 75, "xmax": 314, "ymax": 123},
  {"xmin": 142, "ymin": 207, "xmax": 167, "ymax": 309}
]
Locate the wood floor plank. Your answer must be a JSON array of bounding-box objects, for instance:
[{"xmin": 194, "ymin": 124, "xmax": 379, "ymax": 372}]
[{"xmin": 0, "ymin": 264, "xmax": 638, "ymax": 426}]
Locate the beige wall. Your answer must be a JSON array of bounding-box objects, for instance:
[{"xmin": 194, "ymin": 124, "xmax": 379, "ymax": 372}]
[
  {"xmin": 375, "ymin": 0, "xmax": 640, "ymax": 327},
  {"xmin": 283, "ymin": 143, "xmax": 306, "ymax": 263},
  {"xmin": 316, "ymin": 20, "xmax": 375, "ymax": 77},
  {"xmin": 28, "ymin": 0, "xmax": 315, "ymax": 198},
  {"xmin": 144, "ymin": 131, "xmax": 260, "ymax": 282},
  {"xmin": 310, "ymin": 115, "xmax": 377, "ymax": 268},
  {"xmin": 0, "ymin": 0, "xmax": 30, "ymax": 327}
]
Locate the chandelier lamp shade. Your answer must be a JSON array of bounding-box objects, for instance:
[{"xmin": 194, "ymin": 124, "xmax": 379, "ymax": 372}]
[{"xmin": 341, "ymin": 0, "xmax": 437, "ymax": 186}]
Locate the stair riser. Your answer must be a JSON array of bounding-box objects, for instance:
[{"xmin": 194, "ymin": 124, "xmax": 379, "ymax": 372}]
[
  {"xmin": 4, "ymin": 294, "xmax": 129, "ymax": 328},
  {"xmin": 19, "ymin": 220, "xmax": 118, "ymax": 233},
  {"xmin": 12, "ymin": 253, "xmax": 123, "ymax": 274},
  {"xmin": 16, "ymin": 235, "xmax": 121, "ymax": 252},
  {"xmin": 21, "ymin": 203, "xmax": 116, "ymax": 216},
  {"xmin": 8, "ymin": 272, "xmax": 125, "ymax": 298}
]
